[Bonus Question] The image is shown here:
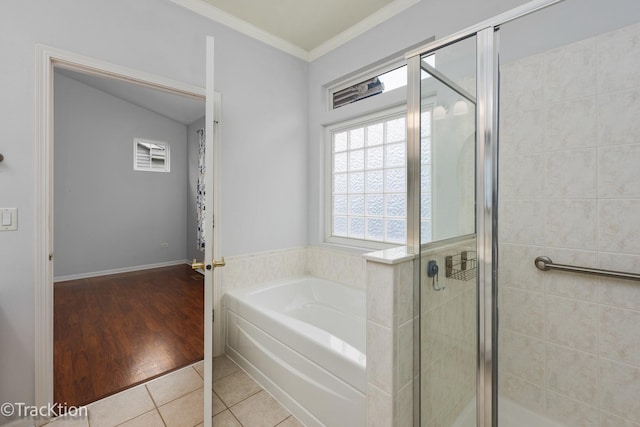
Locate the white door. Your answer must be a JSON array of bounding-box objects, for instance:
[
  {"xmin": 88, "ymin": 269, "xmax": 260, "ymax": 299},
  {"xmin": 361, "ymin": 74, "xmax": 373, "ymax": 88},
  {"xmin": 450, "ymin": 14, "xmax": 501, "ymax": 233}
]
[{"xmin": 200, "ymin": 36, "xmax": 221, "ymax": 427}]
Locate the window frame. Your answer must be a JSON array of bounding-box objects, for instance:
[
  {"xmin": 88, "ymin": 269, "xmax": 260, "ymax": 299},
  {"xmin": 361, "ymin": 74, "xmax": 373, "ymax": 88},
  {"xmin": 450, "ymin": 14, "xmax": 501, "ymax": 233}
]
[
  {"xmin": 324, "ymin": 98, "xmax": 437, "ymax": 250},
  {"xmin": 133, "ymin": 138, "xmax": 171, "ymax": 173}
]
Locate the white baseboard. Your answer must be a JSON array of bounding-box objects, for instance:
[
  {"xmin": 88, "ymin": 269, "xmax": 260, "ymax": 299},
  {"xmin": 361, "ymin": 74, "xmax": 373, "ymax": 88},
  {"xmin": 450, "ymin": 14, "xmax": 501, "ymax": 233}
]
[{"xmin": 53, "ymin": 259, "xmax": 190, "ymax": 282}]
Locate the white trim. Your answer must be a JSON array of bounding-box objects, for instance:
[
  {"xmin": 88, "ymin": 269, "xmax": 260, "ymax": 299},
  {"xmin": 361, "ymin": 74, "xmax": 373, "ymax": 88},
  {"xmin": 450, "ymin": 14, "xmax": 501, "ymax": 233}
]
[
  {"xmin": 308, "ymin": 0, "xmax": 420, "ymax": 61},
  {"xmin": 170, "ymin": 0, "xmax": 309, "ymax": 61},
  {"xmin": 53, "ymin": 260, "xmax": 191, "ymax": 283},
  {"xmin": 203, "ymin": 36, "xmax": 218, "ymax": 427},
  {"xmin": 35, "ymin": 44, "xmax": 211, "ymax": 423},
  {"xmin": 170, "ymin": 0, "xmax": 420, "ymax": 62}
]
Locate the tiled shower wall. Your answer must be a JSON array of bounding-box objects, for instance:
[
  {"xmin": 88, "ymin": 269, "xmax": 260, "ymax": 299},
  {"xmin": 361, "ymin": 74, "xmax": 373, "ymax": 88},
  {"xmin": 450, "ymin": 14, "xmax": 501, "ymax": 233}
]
[
  {"xmin": 420, "ymin": 241, "xmax": 477, "ymax": 426},
  {"xmin": 499, "ymin": 22, "xmax": 640, "ymax": 426}
]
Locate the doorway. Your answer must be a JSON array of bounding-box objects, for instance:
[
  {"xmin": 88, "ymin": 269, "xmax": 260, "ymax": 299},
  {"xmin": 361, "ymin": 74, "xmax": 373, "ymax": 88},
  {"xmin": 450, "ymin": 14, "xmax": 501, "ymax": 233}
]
[
  {"xmin": 35, "ymin": 42, "xmax": 220, "ymax": 427},
  {"xmin": 51, "ymin": 65, "xmax": 206, "ymax": 406}
]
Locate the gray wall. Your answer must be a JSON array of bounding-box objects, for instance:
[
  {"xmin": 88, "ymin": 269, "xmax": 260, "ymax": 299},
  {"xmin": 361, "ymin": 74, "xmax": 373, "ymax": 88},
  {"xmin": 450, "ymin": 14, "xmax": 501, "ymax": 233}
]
[
  {"xmin": 187, "ymin": 116, "xmax": 206, "ymax": 263},
  {"xmin": 0, "ymin": 0, "xmax": 308, "ymax": 420},
  {"xmin": 53, "ymin": 73, "xmax": 188, "ymax": 278}
]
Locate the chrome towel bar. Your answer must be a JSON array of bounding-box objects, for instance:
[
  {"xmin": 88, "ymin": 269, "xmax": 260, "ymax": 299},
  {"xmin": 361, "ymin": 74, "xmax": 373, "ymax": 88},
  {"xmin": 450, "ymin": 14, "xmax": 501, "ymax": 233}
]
[{"xmin": 534, "ymin": 256, "xmax": 640, "ymax": 282}]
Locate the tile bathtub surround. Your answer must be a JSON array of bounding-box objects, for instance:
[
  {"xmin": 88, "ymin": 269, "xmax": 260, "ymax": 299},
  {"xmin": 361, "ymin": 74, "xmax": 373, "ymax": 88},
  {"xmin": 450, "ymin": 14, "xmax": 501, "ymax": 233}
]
[
  {"xmin": 216, "ymin": 245, "xmax": 366, "ymax": 356},
  {"xmin": 363, "ymin": 248, "xmax": 414, "ymax": 427},
  {"xmin": 45, "ymin": 357, "xmax": 303, "ymax": 427},
  {"xmin": 499, "ymin": 21, "xmax": 640, "ymax": 426}
]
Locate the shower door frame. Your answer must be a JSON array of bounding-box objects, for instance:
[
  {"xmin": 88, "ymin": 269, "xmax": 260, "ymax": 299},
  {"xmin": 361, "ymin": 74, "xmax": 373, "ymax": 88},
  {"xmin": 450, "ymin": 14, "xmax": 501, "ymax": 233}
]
[{"xmin": 405, "ymin": 0, "xmax": 566, "ymax": 426}]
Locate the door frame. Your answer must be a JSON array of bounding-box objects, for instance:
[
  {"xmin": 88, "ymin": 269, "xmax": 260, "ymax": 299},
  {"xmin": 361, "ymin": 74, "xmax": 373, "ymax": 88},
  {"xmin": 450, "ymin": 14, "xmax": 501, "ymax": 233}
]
[{"xmin": 35, "ymin": 42, "xmax": 220, "ymax": 427}]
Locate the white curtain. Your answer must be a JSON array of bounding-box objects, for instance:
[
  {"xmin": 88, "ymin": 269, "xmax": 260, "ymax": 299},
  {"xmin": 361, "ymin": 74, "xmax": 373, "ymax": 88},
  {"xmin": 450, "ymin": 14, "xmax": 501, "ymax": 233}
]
[{"xmin": 197, "ymin": 128, "xmax": 206, "ymax": 252}]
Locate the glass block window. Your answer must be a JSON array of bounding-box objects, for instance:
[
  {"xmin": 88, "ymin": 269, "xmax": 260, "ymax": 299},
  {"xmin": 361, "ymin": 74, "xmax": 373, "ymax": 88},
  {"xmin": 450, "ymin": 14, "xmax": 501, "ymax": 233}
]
[{"xmin": 331, "ymin": 114, "xmax": 409, "ymax": 244}]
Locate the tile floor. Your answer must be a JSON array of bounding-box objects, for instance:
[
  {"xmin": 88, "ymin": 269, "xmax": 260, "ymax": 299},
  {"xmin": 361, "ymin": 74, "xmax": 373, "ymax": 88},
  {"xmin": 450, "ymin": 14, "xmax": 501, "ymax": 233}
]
[{"xmin": 45, "ymin": 355, "xmax": 304, "ymax": 427}]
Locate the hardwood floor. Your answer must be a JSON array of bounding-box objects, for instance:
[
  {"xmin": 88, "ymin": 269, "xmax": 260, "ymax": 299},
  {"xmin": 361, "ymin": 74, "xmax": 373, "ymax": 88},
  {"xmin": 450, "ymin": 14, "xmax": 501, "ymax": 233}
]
[{"xmin": 54, "ymin": 264, "xmax": 204, "ymax": 407}]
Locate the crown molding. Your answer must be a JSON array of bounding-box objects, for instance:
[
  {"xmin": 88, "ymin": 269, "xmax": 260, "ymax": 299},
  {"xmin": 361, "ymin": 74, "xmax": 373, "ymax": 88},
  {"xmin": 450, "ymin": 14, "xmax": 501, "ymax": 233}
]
[
  {"xmin": 170, "ymin": 0, "xmax": 310, "ymax": 61},
  {"xmin": 308, "ymin": 0, "xmax": 420, "ymax": 61},
  {"xmin": 171, "ymin": 0, "xmax": 421, "ymax": 62}
]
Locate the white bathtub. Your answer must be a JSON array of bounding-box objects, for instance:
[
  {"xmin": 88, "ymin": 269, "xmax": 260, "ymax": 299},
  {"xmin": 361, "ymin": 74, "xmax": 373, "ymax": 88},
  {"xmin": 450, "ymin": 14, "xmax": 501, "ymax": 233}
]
[{"xmin": 224, "ymin": 276, "xmax": 366, "ymax": 427}]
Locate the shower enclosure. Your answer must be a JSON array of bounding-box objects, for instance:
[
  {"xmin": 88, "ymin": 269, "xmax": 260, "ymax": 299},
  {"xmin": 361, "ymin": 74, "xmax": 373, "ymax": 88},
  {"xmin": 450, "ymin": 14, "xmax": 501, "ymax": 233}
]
[{"xmin": 407, "ymin": 0, "xmax": 640, "ymax": 425}]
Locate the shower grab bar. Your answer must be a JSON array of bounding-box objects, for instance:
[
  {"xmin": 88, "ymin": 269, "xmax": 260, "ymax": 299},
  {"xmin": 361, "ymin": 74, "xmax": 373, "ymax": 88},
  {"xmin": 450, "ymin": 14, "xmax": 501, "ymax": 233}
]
[{"xmin": 534, "ymin": 256, "xmax": 640, "ymax": 282}]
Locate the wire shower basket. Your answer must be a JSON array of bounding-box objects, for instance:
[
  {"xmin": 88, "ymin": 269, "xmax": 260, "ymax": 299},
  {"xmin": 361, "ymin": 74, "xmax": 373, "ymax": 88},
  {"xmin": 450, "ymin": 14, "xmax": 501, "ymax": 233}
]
[{"xmin": 445, "ymin": 250, "xmax": 477, "ymax": 281}]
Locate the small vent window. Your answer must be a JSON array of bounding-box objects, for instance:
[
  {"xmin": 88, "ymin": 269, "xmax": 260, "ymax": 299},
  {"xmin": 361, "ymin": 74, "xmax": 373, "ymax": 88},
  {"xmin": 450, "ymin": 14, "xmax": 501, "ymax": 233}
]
[
  {"xmin": 330, "ymin": 57, "xmax": 435, "ymax": 110},
  {"xmin": 134, "ymin": 139, "xmax": 170, "ymax": 172}
]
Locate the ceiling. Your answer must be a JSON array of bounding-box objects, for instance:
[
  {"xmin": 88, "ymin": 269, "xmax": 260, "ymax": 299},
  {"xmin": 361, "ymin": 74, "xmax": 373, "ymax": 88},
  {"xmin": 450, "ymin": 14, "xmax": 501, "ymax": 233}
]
[
  {"xmin": 172, "ymin": 0, "xmax": 420, "ymax": 60},
  {"xmin": 55, "ymin": 68, "xmax": 205, "ymax": 126}
]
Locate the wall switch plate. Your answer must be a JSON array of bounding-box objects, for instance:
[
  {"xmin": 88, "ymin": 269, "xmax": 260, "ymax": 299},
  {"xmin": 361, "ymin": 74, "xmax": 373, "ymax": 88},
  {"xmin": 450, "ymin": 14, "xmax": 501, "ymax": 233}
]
[{"xmin": 0, "ymin": 208, "xmax": 17, "ymax": 231}]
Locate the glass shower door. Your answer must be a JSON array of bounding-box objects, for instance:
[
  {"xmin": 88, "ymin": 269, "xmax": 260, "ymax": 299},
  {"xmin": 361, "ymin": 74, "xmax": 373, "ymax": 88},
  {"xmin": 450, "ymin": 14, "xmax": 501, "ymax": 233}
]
[{"xmin": 416, "ymin": 35, "xmax": 478, "ymax": 427}]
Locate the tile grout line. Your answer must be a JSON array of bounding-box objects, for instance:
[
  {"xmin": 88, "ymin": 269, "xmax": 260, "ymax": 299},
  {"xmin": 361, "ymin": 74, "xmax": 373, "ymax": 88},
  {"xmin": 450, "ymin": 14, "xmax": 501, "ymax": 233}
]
[{"xmin": 144, "ymin": 384, "xmax": 168, "ymax": 427}]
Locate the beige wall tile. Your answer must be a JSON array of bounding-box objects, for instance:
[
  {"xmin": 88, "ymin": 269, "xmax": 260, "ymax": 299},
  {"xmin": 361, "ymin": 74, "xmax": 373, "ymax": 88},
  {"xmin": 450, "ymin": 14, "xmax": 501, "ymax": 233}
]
[
  {"xmin": 546, "ymin": 344, "xmax": 598, "ymax": 405},
  {"xmin": 544, "ymin": 39, "xmax": 597, "ymax": 102},
  {"xmin": 396, "ymin": 261, "xmax": 414, "ymax": 325},
  {"xmin": 546, "ymin": 96, "xmax": 597, "ymax": 151},
  {"xmin": 366, "ymin": 262, "xmax": 394, "ymax": 327},
  {"xmin": 545, "ymin": 149, "xmax": 597, "ymax": 198},
  {"xmin": 598, "ymin": 253, "xmax": 640, "ymax": 310},
  {"xmin": 500, "ymin": 105, "xmax": 546, "ymax": 156},
  {"xmin": 600, "ymin": 306, "xmax": 640, "ymax": 367},
  {"xmin": 544, "ymin": 247, "xmax": 598, "ymax": 301},
  {"xmin": 501, "ymin": 200, "xmax": 545, "ymax": 245},
  {"xmin": 499, "ymin": 243, "xmax": 545, "ymax": 292},
  {"xmin": 599, "ymin": 358, "xmax": 640, "ymax": 423},
  {"xmin": 600, "ymin": 411, "xmax": 640, "ymax": 427},
  {"xmin": 500, "ymin": 53, "xmax": 545, "ymax": 109},
  {"xmin": 500, "ymin": 373, "xmax": 545, "ymax": 414},
  {"xmin": 501, "ymin": 330, "xmax": 545, "ymax": 385},
  {"xmin": 546, "ymin": 199, "xmax": 597, "ymax": 250},
  {"xmin": 598, "ymin": 22, "xmax": 640, "ymax": 93},
  {"xmin": 599, "ymin": 200, "xmax": 640, "ymax": 255},
  {"xmin": 366, "ymin": 321, "xmax": 393, "ymax": 393},
  {"xmin": 500, "ymin": 153, "xmax": 545, "ymax": 199},
  {"xmin": 501, "ymin": 287, "xmax": 545, "ymax": 338},
  {"xmin": 545, "ymin": 390, "xmax": 598, "ymax": 427},
  {"xmin": 397, "ymin": 320, "xmax": 413, "ymax": 391},
  {"xmin": 599, "ymin": 144, "xmax": 640, "ymax": 198},
  {"xmin": 367, "ymin": 384, "xmax": 393, "ymax": 427},
  {"xmin": 546, "ymin": 295, "xmax": 598, "ymax": 352},
  {"xmin": 598, "ymin": 89, "xmax": 640, "ymax": 147}
]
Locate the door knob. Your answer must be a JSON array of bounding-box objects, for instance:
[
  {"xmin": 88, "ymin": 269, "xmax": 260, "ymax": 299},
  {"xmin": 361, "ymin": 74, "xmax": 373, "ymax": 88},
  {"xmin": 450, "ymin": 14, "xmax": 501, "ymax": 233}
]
[
  {"xmin": 191, "ymin": 259, "xmax": 206, "ymax": 270},
  {"xmin": 212, "ymin": 257, "xmax": 226, "ymax": 269}
]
